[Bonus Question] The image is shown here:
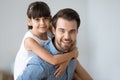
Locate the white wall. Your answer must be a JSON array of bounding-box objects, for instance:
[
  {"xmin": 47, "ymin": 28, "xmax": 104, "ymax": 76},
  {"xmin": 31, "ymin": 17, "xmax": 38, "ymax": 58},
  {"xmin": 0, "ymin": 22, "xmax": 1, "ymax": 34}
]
[
  {"xmin": 0, "ymin": 0, "xmax": 120, "ymax": 80},
  {"xmin": 0, "ymin": 0, "xmax": 27, "ymax": 72},
  {"xmin": 87, "ymin": 0, "xmax": 120, "ymax": 80}
]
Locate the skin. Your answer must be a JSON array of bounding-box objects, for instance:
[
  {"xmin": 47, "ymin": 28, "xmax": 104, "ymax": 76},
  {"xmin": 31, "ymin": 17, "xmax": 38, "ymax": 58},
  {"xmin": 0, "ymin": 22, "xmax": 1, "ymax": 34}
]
[
  {"xmin": 52, "ymin": 18, "xmax": 78, "ymax": 52},
  {"xmin": 27, "ymin": 17, "xmax": 50, "ymax": 40}
]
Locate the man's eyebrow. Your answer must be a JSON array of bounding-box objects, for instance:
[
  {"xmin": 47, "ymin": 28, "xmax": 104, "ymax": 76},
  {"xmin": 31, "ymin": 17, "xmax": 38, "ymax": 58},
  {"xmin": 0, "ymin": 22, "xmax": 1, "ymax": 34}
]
[{"xmin": 58, "ymin": 27, "xmax": 63, "ymax": 29}]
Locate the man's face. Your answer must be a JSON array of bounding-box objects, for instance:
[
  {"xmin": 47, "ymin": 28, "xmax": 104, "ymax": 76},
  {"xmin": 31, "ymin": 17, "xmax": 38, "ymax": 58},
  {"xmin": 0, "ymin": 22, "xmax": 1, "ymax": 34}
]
[{"xmin": 52, "ymin": 18, "xmax": 78, "ymax": 52}]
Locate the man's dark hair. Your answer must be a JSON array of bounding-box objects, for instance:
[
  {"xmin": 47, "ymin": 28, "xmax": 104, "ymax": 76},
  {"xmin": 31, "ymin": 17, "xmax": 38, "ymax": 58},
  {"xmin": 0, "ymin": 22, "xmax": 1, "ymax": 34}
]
[{"xmin": 52, "ymin": 8, "xmax": 80, "ymax": 29}]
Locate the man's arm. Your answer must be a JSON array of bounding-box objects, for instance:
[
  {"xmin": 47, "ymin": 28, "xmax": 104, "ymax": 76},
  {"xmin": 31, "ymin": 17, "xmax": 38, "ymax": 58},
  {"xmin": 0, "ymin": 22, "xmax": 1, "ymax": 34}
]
[
  {"xmin": 73, "ymin": 72, "xmax": 82, "ymax": 80},
  {"xmin": 73, "ymin": 60, "xmax": 93, "ymax": 80}
]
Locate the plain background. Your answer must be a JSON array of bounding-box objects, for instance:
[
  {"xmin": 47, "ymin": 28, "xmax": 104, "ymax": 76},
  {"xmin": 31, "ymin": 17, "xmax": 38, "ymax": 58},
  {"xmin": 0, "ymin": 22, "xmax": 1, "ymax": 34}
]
[{"xmin": 0, "ymin": 0, "xmax": 120, "ymax": 80}]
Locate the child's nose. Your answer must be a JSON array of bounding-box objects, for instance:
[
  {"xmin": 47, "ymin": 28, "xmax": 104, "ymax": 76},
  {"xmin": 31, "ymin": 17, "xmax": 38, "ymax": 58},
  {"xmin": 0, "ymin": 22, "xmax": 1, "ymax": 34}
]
[{"xmin": 39, "ymin": 19, "xmax": 45, "ymax": 24}]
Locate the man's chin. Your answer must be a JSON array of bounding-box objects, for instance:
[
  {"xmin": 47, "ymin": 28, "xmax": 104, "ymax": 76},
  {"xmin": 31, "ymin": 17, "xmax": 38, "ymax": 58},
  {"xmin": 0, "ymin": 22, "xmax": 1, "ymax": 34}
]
[
  {"xmin": 62, "ymin": 46, "xmax": 71, "ymax": 52},
  {"xmin": 63, "ymin": 49, "xmax": 69, "ymax": 52}
]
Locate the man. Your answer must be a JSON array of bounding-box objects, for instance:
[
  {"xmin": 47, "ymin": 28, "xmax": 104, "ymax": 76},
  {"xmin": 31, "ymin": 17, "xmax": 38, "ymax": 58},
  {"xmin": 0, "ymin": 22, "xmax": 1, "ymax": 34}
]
[
  {"xmin": 17, "ymin": 8, "xmax": 92, "ymax": 80},
  {"xmin": 51, "ymin": 8, "xmax": 92, "ymax": 80}
]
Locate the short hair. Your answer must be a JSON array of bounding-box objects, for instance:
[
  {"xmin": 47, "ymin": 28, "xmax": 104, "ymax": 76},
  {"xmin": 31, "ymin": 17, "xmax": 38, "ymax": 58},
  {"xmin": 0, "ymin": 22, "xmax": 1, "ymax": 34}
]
[
  {"xmin": 52, "ymin": 8, "xmax": 80, "ymax": 29},
  {"xmin": 27, "ymin": 1, "xmax": 51, "ymax": 29}
]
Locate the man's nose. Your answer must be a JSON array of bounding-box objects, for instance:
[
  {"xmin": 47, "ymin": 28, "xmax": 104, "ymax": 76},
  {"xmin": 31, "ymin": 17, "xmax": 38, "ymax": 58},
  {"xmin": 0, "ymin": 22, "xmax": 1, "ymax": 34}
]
[{"xmin": 64, "ymin": 32, "xmax": 70, "ymax": 40}]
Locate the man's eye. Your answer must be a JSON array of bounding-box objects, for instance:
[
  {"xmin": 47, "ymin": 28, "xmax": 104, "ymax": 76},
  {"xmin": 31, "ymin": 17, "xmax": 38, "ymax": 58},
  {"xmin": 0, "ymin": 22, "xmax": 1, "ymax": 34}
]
[
  {"xmin": 70, "ymin": 30, "xmax": 75, "ymax": 34},
  {"xmin": 60, "ymin": 29, "xmax": 64, "ymax": 33}
]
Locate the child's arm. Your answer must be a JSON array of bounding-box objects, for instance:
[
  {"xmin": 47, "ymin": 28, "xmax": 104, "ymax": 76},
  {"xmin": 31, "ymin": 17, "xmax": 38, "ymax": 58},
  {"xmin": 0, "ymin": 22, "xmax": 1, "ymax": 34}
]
[
  {"xmin": 72, "ymin": 60, "xmax": 93, "ymax": 80},
  {"xmin": 24, "ymin": 38, "xmax": 78, "ymax": 65}
]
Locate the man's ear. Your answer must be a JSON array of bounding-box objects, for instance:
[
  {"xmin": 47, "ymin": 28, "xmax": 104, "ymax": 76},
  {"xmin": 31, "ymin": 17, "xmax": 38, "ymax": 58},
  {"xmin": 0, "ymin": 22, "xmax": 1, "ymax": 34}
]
[
  {"xmin": 52, "ymin": 27, "xmax": 56, "ymax": 35},
  {"xmin": 27, "ymin": 18, "xmax": 32, "ymax": 26}
]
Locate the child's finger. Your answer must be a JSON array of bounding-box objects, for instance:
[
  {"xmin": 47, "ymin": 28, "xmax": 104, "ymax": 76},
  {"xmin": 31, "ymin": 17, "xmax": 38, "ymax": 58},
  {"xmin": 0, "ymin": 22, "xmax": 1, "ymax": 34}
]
[{"xmin": 54, "ymin": 67, "xmax": 61, "ymax": 77}]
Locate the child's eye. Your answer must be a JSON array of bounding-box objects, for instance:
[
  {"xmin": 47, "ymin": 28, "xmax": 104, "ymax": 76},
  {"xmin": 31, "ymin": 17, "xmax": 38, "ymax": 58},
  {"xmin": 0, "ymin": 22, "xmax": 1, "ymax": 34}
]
[
  {"xmin": 34, "ymin": 18, "xmax": 40, "ymax": 21},
  {"xmin": 44, "ymin": 17, "xmax": 50, "ymax": 21}
]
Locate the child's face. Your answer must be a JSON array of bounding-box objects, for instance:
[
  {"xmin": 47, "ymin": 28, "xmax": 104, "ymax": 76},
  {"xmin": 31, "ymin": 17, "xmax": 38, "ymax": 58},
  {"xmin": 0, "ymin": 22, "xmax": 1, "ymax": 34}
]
[{"xmin": 28, "ymin": 17, "xmax": 51, "ymax": 34}]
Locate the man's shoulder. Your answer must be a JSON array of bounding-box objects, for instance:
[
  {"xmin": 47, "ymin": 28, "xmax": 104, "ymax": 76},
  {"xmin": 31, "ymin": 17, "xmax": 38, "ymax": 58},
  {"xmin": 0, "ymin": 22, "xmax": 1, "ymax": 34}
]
[
  {"xmin": 27, "ymin": 55, "xmax": 43, "ymax": 65},
  {"xmin": 44, "ymin": 38, "xmax": 61, "ymax": 55}
]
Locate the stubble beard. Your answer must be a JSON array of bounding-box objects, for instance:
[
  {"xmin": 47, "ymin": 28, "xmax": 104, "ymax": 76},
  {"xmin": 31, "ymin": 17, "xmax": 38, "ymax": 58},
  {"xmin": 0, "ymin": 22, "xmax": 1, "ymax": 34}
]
[{"xmin": 57, "ymin": 40, "xmax": 74, "ymax": 53}]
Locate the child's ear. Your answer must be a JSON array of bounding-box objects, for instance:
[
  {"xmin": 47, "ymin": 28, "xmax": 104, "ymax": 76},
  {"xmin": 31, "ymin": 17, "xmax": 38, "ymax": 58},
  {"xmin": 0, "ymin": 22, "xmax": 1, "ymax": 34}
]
[{"xmin": 27, "ymin": 18, "xmax": 32, "ymax": 26}]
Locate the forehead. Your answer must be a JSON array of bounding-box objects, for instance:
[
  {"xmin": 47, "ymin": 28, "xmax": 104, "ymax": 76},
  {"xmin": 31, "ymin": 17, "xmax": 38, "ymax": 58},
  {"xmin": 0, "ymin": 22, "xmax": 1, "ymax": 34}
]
[{"xmin": 56, "ymin": 18, "xmax": 77, "ymax": 30}]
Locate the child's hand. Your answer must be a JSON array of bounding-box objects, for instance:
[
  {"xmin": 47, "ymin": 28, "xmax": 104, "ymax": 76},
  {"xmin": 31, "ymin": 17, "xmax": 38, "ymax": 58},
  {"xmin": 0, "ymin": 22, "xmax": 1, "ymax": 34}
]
[
  {"xmin": 70, "ymin": 47, "xmax": 78, "ymax": 59},
  {"xmin": 54, "ymin": 61, "xmax": 69, "ymax": 77}
]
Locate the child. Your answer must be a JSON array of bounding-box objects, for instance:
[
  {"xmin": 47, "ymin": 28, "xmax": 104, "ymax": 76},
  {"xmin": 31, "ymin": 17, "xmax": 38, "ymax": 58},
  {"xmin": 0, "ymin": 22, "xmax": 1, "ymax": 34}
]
[{"xmin": 14, "ymin": 1, "xmax": 78, "ymax": 80}]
